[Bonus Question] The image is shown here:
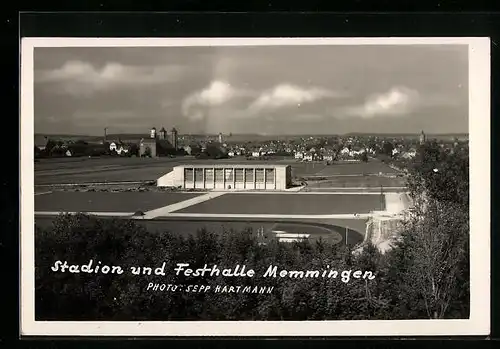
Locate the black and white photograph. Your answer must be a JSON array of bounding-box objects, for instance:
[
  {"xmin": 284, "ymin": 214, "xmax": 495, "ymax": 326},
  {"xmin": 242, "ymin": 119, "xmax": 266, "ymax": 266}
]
[{"xmin": 20, "ymin": 37, "xmax": 490, "ymax": 336}]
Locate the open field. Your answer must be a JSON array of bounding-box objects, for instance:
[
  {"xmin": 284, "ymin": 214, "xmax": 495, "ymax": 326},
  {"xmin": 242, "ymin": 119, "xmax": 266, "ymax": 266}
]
[
  {"xmin": 35, "ymin": 155, "xmax": 402, "ymax": 187},
  {"xmin": 35, "ymin": 157, "xmax": 196, "ymax": 185},
  {"xmin": 34, "ymin": 216, "xmax": 366, "ymax": 245},
  {"xmin": 293, "ymin": 161, "xmax": 399, "ymax": 178},
  {"xmin": 175, "ymin": 193, "xmax": 384, "ymax": 215},
  {"xmin": 35, "ymin": 191, "xmax": 202, "ymax": 213},
  {"xmin": 305, "ymin": 176, "xmax": 406, "ymax": 189}
]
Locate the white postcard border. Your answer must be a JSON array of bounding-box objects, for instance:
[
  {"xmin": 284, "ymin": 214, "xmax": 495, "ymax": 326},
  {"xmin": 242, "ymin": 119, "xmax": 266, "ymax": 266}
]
[{"xmin": 20, "ymin": 37, "xmax": 490, "ymax": 336}]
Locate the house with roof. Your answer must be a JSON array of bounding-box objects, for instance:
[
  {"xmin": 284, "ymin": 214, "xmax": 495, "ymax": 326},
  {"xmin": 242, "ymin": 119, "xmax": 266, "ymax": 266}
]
[
  {"xmin": 109, "ymin": 141, "xmax": 130, "ymax": 155},
  {"xmin": 294, "ymin": 151, "xmax": 304, "ymax": 160},
  {"xmin": 302, "ymin": 152, "xmax": 313, "ymax": 162}
]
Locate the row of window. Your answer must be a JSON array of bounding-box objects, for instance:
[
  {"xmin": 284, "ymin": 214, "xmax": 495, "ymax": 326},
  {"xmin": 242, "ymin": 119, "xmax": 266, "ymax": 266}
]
[{"xmin": 184, "ymin": 168, "xmax": 274, "ymax": 183}]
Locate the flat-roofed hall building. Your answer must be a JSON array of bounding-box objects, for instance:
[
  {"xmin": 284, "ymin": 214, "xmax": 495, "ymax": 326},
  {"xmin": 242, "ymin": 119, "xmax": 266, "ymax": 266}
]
[{"xmin": 158, "ymin": 164, "xmax": 292, "ymax": 190}]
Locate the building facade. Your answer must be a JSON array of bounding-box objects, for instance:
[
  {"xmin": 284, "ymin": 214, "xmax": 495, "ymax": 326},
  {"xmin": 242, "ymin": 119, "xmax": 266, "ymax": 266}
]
[
  {"xmin": 139, "ymin": 139, "xmax": 157, "ymax": 157},
  {"xmin": 165, "ymin": 164, "xmax": 292, "ymax": 190}
]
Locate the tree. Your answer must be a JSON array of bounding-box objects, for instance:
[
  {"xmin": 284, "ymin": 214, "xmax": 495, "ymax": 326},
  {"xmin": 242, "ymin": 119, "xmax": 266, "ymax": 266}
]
[
  {"xmin": 205, "ymin": 143, "xmax": 228, "ymax": 159},
  {"xmin": 44, "ymin": 139, "xmax": 57, "ymax": 154},
  {"xmin": 128, "ymin": 143, "xmax": 139, "ymax": 157},
  {"xmin": 384, "ymin": 143, "xmax": 470, "ymax": 319},
  {"xmin": 189, "ymin": 143, "xmax": 202, "ymax": 156},
  {"xmin": 156, "ymin": 140, "xmax": 175, "ymax": 156},
  {"xmin": 385, "ymin": 198, "xmax": 469, "ymax": 319},
  {"xmin": 382, "ymin": 141, "xmax": 394, "ymax": 158},
  {"xmin": 408, "ymin": 142, "xmax": 469, "ymax": 207}
]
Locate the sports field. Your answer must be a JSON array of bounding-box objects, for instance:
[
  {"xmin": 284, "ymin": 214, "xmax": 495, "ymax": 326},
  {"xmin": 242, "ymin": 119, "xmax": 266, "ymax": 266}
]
[
  {"xmin": 35, "ymin": 191, "xmax": 202, "ymax": 213},
  {"xmin": 175, "ymin": 193, "xmax": 384, "ymax": 215},
  {"xmin": 33, "ymin": 156, "xmax": 402, "ymax": 247}
]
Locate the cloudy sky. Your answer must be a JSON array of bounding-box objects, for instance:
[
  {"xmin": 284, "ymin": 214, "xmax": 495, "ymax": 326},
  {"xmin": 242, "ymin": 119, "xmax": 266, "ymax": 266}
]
[{"xmin": 33, "ymin": 44, "xmax": 468, "ymax": 135}]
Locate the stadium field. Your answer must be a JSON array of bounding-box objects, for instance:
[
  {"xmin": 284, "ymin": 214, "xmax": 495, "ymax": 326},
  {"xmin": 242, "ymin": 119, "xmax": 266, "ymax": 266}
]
[
  {"xmin": 35, "ymin": 191, "xmax": 202, "ymax": 213},
  {"xmin": 174, "ymin": 193, "xmax": 385, "ymax": 215}
]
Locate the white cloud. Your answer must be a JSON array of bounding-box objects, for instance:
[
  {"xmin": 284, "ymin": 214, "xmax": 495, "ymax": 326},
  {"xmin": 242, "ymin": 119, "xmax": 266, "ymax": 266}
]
[
  {"xmin": 181, "ymin": 81, "xmax": 253, "ymax": 120},
  {"xmin": 249, "ymin": 84, "xmax": 343, "ymax": 111},
  {"xmin": 35, "ymin": 60, "xmax": 184, "ymax": 96},
  {"xmin": 342, "ymin": 86, "xmax": 420, "ymax": 119}
]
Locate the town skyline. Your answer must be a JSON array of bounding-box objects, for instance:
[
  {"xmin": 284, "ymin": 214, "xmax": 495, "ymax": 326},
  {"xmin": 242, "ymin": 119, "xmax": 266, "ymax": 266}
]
[
  {"xmin": 34, "ymin": 130, "xmax": 469, "ymax": 137},
  {"xmin": 34, "ymin": 44, "xmax": 469, "ymax": 136}
]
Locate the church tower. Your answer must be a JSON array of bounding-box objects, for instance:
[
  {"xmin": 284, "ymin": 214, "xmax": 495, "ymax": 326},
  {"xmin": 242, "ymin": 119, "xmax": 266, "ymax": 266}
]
[
  {"xmin": 419, "ymin": 130, "xmax": 426, "ymax": 145},
  {"xmin": 171, "ymin": 127, "xmax": 178, "ymax": 150},
  {"xmin": 159, "ymin": 127, "xmax": 166, "ymax": 140},
  {"xmin": 150, "ymin": 127, "xmax": 157, "ymax": 139}
]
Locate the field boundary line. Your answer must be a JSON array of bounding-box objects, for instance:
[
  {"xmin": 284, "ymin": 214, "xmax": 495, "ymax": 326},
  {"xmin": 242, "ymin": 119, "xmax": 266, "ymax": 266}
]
[
  {"xmin": 35, "ymin": 211, "xmax": 134, "ymax": 217},
  {"xmin": 159, "ymin": 213, "xmax": 372, "ymax": 219},
  {"xmin": 35, "ymin": 180, "xmax": 154, "ymax": 187},
  {"xmin": 226, "ymin": 191, "xmax": 386, "ymax": 195},
  {"xmin": 143, "ymin": 192, "xmax": 227, "ymax": 219},
  {"xmin": 34, "ymin": 191, "xmax": 52, "ymax": 196}
]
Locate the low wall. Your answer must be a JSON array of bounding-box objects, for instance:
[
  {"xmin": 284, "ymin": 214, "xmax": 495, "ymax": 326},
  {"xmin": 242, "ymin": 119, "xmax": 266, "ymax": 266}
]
[
  {"xmin": 363, "ymin": 192, "xmax": 412, "ymax": 250},
  {"xmin": 157, "ymin": 170, "xmax": 176, "ymax": 187}
]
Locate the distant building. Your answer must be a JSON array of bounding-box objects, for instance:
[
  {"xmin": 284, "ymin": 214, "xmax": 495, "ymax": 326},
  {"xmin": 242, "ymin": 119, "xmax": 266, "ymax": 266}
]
[
  {"xmin": 303, "ymin": 153, "xmax": 313, "ymax": 162},
  {"xmin": 110, "ymin": 142, "xmax": 129, "ymax": 155},
  {"xmin": 171, "ymin": 127, "xmax": 178, "ymax": 150},
  {"xmin": 340, "ymin": 147, "xmax": 350, "ymax": 155},
  {"xmin": 402, "ymin": 150, "xmax": 417, "ymax": 159},
  {"xmin": 150, "ymin": 127, "xmax": 157, "ymax": 139},
  {"xmin": 419, "ymin": 130, "xmax": 426, "ymax": 145},
  {"xmin": 140, "ymin": 138, "xmax": 157, "ymax": 157},
  {"xmin": 159, "ymin": 164, "xmax": 292, "ymax": 190},
  {"xmin": 159, "ymin": 127, "xmax": 167, "ymax": 140}
]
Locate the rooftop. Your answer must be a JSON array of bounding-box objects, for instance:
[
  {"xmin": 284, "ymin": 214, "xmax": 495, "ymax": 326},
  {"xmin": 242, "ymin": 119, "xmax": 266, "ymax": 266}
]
[{"xmin": 174, "ymin": 163, "xmax": 291, "ymax": 169}]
